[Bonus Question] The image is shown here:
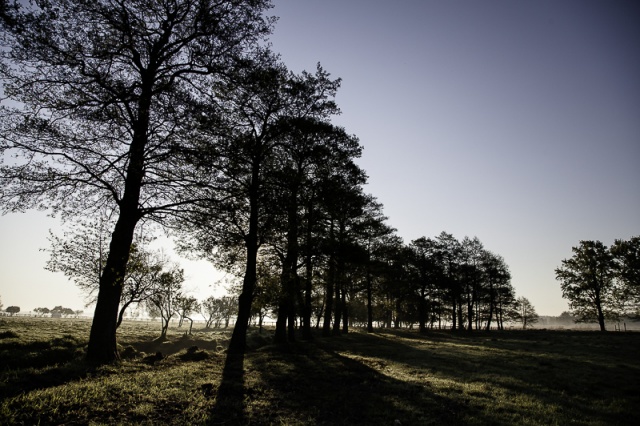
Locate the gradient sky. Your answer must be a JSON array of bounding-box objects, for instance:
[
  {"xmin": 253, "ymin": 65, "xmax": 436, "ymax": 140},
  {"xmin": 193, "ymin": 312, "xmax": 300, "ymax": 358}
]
[{"xmin": 1, "ymin": 0, "xmax": 639, "ymax": 316}]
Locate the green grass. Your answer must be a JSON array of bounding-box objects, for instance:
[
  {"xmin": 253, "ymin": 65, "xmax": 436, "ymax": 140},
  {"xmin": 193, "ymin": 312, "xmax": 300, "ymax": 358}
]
[{"xmin": 1, "ymin": 317, "xmax": 639, "ymax": 425}]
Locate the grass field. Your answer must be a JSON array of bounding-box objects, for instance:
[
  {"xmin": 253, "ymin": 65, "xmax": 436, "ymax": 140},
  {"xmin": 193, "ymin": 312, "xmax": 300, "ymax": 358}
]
[{"xmin": 1, "ymin": 317, "xmax": 639, "ymax": 425}]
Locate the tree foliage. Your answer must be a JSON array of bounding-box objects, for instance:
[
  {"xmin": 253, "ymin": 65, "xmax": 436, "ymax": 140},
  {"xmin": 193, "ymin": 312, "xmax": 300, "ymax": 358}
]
[
  {"xmin": 1, "ymin": 0, "xmax": 274, "ymax": 364},
  {"xmin": 515, "ymin": 297, "xmax": 539, "ymax": 329},
  {"xmin": 556, "ymin": 237, "xmax": 640, "ymax": 328},
  {"xmin": 556, "ymin": 240, "xmax": 619, "ymax": 331},
  {"xmin": 146, "ymin": 266, "xmax": 184, "ymax": 340},
  {"xmin": 611, "ymin": 236, "xmax": 640, "ymax": 318},
  {"xmin": 5, "ymin": 306, "xmax": 19, "ymax": 315}
]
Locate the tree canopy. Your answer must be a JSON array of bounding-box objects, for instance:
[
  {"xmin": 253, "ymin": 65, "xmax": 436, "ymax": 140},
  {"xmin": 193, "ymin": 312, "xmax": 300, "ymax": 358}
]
[
  {"xmin": 556, "ymin": 237, "xmax": 640, "ymax": 330},
  {"xmin": 1, "ymin": 0, "xmax": 274, "ymax": 364},
  {"xmin": 1, "ymin": 0, "xmax": 544, "ymax": 364}
]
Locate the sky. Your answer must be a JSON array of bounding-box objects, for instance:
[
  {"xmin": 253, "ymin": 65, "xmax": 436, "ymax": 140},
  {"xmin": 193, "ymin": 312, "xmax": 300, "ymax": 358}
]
[{"xmin": 1, "ymin": 0, "xmax": 639, "ymax": 317}]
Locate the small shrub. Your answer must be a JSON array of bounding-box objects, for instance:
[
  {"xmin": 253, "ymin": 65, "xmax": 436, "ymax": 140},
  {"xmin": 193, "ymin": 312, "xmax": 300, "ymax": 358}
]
[
  {"xmin": 120, "ymin": 346, "xmax": 140, "ymax": 360},
  {"xmin": 246, "ymin": 331, "xmax": 271, "ymax": 351},
  {"xmin": 179, "ymin": 345, "xmax": 210, "ymax": 361},
  {"xmin": 0, "ymin": 330, "xmax": 19, "ymax": 339}
]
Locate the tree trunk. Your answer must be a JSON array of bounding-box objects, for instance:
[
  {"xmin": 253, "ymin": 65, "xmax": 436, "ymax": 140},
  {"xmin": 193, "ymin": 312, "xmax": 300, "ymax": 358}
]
[
  {"xmin": 366, "ymin": 271, "xmax": 374, "ymax": 333},
  {"xmin": 322, "ymin": 221, "xmax": 336, "ymax": 337},
  {"xmin": 86, "ymin": 202, "xmax": 139, "ymax": 363},
  {"xmin": 595, "ymin": 291, "xmax": 606, "ymax": 331},
  {"xmin": 228, "ymin": 158, "xmax": 260, "ymax": 355},
  {"xmin": 341, "ymin": 290, "xmax": 348, "ymax": 334},
  {"xmin": 418, "ymin": 287, "xmax": 427, "ymax": 333},
  {"xmin": 275, "ymin": 186, "xmax": 300, "ymax": 344},
  {"xmin": 301, "ymin": 200, "xmax": 315, "ymax": 340},
  {"xmin": 485, "ymin": 282, "xmax": 494, "ymax": 331},
  {"xmin": 451, "ymin": 300, "xmax": 457, "ymax": 330},
  {"xmin": 332, "ymin": 280, "xmax": 342, "ymax": 335},
  {"xmin": 86, "ymin": 82, "xmax": 151, "ymax": 365}
]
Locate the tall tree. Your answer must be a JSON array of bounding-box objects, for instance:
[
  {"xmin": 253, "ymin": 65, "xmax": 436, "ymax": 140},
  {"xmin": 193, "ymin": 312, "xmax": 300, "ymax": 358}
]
[
  {"xmin": 436, "ymin": 232, "xmax": 463, "ymax": 330},
  {"xmin": 481, "ymin": 251, "xmax": 511, "ymax": 330},
  {"xmin": 0, "ymin": 0, "xmax": 273, "ymax": 364},
  {"xmin": 408, "ymin": 237, "xmax": 443, "ymax": 333},
  {"xmin": 179, "ymin": 62, "xmax": 344, "ymax": 353},
  {"xmin": 611, "ymin": 236, "xmax": 640, "ymax": 318},
  {"xmin": 271, "ymin": 119, "xmax": 363, "ymax": 343},
  {"xmin": 556, "ymin": 240, "xmax": 619, "ymax": 331}
]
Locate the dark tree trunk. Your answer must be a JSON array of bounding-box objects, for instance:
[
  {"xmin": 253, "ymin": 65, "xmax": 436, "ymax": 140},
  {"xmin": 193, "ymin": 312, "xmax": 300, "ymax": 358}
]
[
  {"xmin": 341, "ymin": 290, "xmax": 348, "ymax": 334},
  {"xmin": 301, "ymin": 256, "xmax": 314, "ymax": 339},
  {"xmin": 418, "ymin": 288, "xmax": 427, "ymax": 333},
  {"xmin": 322, "ymin": 221, "xmax": 336, "ymax": 337},
  {"xmin": 116, "ymin": 300, "xmax": 134, "ymax": 329},
  {"xmin": 366, "ymin": 272, "xmax": 374, "ymax": 333},
  {"xmin": 275, "ymin": 186, "xmax": 300, "ymax": 344},
  {"xmin": 160, "ymin": 317, "xmax": 169, "ymax": 339},
  {"xmin": 457, "ymin": 299, "xmax": 464, "ymax": 330},
  {"xmin": 301, "ymin": 200, "xmax": 315, "ymax": 340},
  {"xmin": 595, "ymin": 291, "xmax": 606, "ymax": 331},
  {"xmin": 451, "ymin": 296, "xmax": 457, "ymax": 330},
  {"xmin": 485, "ymin": 282, "xmax": 494, "ymax": 330},
  {"xmin": 467, "ymin": 291, "xmax": 474, "ymax": 332},
  {"xmin": 86, "ymin": 82, "xmax": 151, "ymax": 364},
  {"xmin": 228, "ymin": 159, "xmax": 260, "ymax": 355},
  {"xmin": 332, "ymin": 280, "xmax": 342, "ymax": 335}
]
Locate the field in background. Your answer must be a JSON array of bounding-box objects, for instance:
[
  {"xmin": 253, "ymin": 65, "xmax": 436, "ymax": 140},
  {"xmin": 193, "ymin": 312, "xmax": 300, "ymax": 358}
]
[{"xmin": 1, "ymin": 317, "xmax": 639, "ymax": 425}]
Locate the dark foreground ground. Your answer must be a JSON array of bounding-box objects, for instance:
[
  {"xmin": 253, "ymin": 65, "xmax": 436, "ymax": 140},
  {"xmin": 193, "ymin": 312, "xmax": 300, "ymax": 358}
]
[{"xmin": 1, "ymin": 317, "xmax": 639, "ymax": 425}]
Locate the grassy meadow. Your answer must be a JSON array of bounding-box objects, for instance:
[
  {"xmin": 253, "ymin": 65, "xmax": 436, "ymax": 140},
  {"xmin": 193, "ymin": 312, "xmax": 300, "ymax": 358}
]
[{"xmin": 1, "ymin": 317, "xmax": 639, "ymax": 425}]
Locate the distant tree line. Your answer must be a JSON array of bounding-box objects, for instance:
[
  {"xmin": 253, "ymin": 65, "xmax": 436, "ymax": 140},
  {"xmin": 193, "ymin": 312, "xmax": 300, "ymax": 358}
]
[
  {"xmin": 33, "ymin": 306, "xmax": 83, "ymax": 318},
  {"xmin": 0, "ymin": 0, "xmax": 534, "ymax": 363},
  {"xmin": 556, "ymin": 237, "xmax": 640, "ymax": 331}
]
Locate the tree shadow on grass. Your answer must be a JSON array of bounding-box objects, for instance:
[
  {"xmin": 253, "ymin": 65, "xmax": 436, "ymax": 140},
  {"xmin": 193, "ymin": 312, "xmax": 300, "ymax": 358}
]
[
  {"xmin": 0, "ymin": 332, "xmax": 226, "ymax": 401},
  {"xmin": 325, "ymin": 330, "xmax": 640, "ymax": 426},
  {"xmin": 0, "ymin": 334, "xmax": 91, "ymax": 399},
  {"xmin": 208, "ymin": 352, "xmax": 247, "ymax": 425},
  {"xmin": 241, "ymin": 341, "xmax": 466, "ymax": 425}
]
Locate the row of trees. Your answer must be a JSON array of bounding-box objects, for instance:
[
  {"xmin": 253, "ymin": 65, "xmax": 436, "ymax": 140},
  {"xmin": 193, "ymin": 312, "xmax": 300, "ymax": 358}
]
[
  {"xmin": 33, "ymin": 306, "xmax": 83, "ymax": 317},
  {"xmin": 241, "ymin": 231, "xmax": 539, "ymax": 337},
  {"xmin": 556, "ymin": 237, "xmax": 639, "ymax": 331},
  {"xmin": 0, "ymin": 0, "xmax": 535, "ymax": 364}
]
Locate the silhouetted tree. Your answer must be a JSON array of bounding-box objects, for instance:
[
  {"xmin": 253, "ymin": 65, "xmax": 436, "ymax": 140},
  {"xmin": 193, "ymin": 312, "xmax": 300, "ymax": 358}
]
[
  {"xmin": 46, "ymin": 218, "xmax": 167, "ymax": 328},
  {"xmin": 5, "ymin": 306, "xmax": 19, "ymax": 316},
  {"xmin": 178, "ymin": 60, "xmax": 345, "ymax": 352},
  {"xmin": 611, "ymin": 236, "xmax": 640, "ymax": 318},
  {"xmin": 176, "ymin": 295, "xmax": 199, "ymax": 334},
  {"xmin": 481, "ymin": 251, "xmax": 511, "ymax": 330},
  {"xmin": 1, "ymin": 0, "xmax": 274, "ymax": 364},
  {"xmin": 147, "ymin": 267, "xmax": 185, "ymax": 340},
  {"xmin": 51, "ymin": 306, "xmax": 75, "ymax": 317},
  {"xmin": 515, "ymin": 297, "xmax": 539, "ymax": 329},
  {"xmin": 407, "ymin": 237, "xmax": 443, "ymax": 333},
  {"xmin": 356, "ymin": 201, "xmax": 399, "ymax": 333},
  {"xmin": 34, "ymin": 307, "xmax": 50, "ymax": 317},
  {"xmin": 556, "ymin": 240, "xmax": 619, "ymax": 331}
]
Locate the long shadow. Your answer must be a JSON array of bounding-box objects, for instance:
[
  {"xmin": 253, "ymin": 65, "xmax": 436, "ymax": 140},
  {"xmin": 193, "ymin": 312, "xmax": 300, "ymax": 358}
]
[
  {"xmin": 208, "ymin": 352, "xmax": 247, "ymax": 425},
  {"xmin": 325, "ymin": 330, "xmax": 640, "ymax": 425},
  {"xmin": 0, "ymin": 335, "xmax": 92, "ymax": 399},
  {"xmin": 244, "ymin": 341, "xmax": 467, "ymax": 425},
  {"xmin": 0, "ymin": 332, "xmax": 222, "ymax": 400}
]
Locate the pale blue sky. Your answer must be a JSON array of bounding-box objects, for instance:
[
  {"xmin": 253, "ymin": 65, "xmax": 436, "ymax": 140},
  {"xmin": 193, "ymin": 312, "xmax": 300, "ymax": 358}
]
[{"xmin": 1, "ymin": 0, "xmax": 639, "ymax": 316}]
